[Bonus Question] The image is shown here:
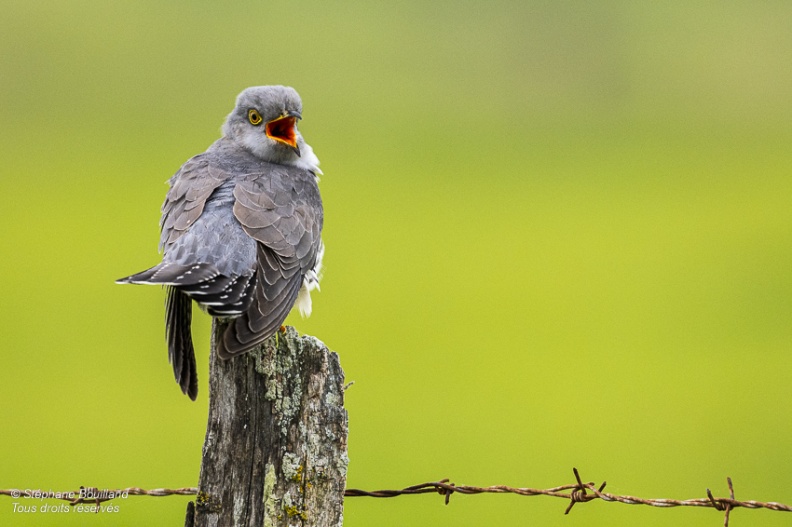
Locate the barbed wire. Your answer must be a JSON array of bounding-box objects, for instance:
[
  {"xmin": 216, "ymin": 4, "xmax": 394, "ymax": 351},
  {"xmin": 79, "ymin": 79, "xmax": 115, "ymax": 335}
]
[
  {"xmin": 346, "ymin": 469, "xmax": 792, "ymax": 526},
  {"xmin": 2, "ymin": 469, "xmax": 790, "ymax": 526}
]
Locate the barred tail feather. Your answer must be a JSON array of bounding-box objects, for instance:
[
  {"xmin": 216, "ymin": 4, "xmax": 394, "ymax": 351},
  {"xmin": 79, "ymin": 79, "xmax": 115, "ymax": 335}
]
[{"xmin": 165, "ymin": 287, "xmax": 198, "ymax": 400}]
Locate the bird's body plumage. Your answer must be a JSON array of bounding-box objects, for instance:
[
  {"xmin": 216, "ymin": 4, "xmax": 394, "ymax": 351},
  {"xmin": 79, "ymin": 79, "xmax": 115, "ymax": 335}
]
[{"xmin": 117, "ymin": 86, "xmax": 324, "ymax": 400}]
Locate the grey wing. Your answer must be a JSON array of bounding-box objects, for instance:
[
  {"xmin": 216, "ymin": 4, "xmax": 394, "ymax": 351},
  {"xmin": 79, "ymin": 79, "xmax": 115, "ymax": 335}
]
[
  {"xmin": 117, "ymin": 153, "xmax": 233, "ymax": 399},
  {"xmin": 160, "ymin": 154, "xmax": 231, "ymax": 249},
  {"xmin": 218, "ymin": 168, "xmax": 323, "ymax": 358}
]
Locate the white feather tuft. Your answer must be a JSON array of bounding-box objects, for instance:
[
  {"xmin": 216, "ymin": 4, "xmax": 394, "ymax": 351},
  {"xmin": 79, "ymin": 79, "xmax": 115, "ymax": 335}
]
[{"xmin": 294, "ymin": 242, "xmax": 324, "ymax": 318}]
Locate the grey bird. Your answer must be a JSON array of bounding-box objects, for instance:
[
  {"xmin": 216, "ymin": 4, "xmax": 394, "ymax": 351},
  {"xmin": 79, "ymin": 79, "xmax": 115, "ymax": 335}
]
[{"xmin": 117, "ymin": 86, "xmax": 324, "ymax": 400}]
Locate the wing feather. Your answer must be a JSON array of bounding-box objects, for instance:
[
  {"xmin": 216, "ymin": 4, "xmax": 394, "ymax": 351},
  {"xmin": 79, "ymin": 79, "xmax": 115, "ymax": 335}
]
[
  {"xmin": 216, "ymin": 169, "xmax": 322, "ymax": 357},
  {"xmin": 160, "ymin": 155, "xmax": 231, "ymax": 249},
  {"xmin": 116, "ymin": 262, "xmax": 220, "ymax": 286}
]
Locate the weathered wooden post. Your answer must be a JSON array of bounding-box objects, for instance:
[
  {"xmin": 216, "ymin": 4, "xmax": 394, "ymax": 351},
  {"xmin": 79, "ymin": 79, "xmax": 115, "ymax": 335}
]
[{"xmin": 185, "ymin": 322, "xmax": 348, "ymax": 527}]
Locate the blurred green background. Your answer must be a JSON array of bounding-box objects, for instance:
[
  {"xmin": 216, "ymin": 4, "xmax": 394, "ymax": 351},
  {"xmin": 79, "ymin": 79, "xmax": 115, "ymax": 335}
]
[{"xmin": 1, "ymin": 1, "xmax": 791, "ymax": 526}]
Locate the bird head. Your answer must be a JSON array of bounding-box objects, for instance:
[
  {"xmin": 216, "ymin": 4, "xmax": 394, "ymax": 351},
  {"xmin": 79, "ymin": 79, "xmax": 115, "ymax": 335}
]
[{"xmin": 223, "ymin": 86, "xmax": 316, "ymax": 168}]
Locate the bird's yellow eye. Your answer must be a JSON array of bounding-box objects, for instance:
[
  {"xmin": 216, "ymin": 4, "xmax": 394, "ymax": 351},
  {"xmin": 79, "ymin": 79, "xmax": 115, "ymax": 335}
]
[{"xmin": 248, "ymin": 109, "xmax": 263, "ymax": 126}]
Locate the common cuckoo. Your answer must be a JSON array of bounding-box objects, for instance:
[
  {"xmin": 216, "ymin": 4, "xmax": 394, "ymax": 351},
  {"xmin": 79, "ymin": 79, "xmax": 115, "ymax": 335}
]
[{"xmin": 117, "ymin": 86, "xmax": 324, "ymax": 400}]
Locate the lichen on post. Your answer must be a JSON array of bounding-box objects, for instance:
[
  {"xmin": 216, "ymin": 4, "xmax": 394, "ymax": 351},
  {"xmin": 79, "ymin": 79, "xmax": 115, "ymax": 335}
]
[{"xmin": 186, "ymin": 322, "xmax": 348, "ymax": 527}]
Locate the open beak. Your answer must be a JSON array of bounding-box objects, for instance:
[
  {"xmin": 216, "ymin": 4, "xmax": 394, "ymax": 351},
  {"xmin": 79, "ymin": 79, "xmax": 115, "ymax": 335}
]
[{"xmin": 265, "ymin": 111, "xmax": 302, "ymax": 156}]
